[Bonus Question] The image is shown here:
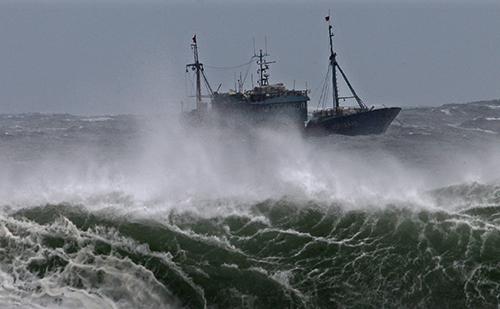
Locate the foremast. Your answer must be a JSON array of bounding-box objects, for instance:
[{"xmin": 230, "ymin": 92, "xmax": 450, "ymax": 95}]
[
  {"xmin": 186, "ymin": 35, "xmax": 213, "ymax": 113},
  {"xmin": 326, "ymin": 15, "xmax": 367, "ymax": 111}
]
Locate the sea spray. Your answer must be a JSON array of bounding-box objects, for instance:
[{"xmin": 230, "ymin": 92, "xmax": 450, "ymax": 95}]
[{"xmin": 1, "ymin": 100, "xmax": 500, "ymax": 307}]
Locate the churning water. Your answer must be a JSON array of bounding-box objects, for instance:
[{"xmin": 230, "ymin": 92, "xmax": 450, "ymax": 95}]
[{"xmin": 1, "ymin": 100, "xmax": 500, "ymax": 308}]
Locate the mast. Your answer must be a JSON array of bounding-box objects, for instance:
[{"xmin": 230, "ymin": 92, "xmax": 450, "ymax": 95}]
[
  {"xmin": 256, "ymin": 49, "xmax": 275, "ymax": 87},
  {"xmin": 186, "ymin": 35, "xmax": 206, "ymax": 112},
  {"xmin": 326, "ymin": 15, "xmax": 339, "ymax": 110},
  {"xmin": 325, "ymin": 15, "xmax": 368, "ymax": 110}
]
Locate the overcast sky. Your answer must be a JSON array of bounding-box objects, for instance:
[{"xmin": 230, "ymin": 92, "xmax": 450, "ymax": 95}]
[{"xmin": 0, "ymin": 0, "xmax": 499, "ymax": 115}]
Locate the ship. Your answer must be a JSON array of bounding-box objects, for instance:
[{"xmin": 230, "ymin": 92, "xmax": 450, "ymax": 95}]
[
  {"xmin": 183, "ymin": 15, "xmax": 401, "ymax": 136},
  {"xmin": 184, "ymin": 35, "xmax": 309, "ymax": 132}
]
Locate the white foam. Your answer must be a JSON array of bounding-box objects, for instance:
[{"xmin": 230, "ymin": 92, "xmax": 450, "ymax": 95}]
[
  {"xmin": 0, "ymin": 215, "xmax": 183, "ymax": 309},
  {"xmin": 1, "ymin": 111, "xmax": 499, "ymax": 218}
]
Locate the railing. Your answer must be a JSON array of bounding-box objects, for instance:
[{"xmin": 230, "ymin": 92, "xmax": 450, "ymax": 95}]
[{"xmin": 312, "ymin": 107, "xmax": 362, "ymax": 118}]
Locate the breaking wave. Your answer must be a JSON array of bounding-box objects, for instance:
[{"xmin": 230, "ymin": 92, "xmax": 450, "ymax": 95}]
[
  {"xmin": 1, "ymin": 182, "xmax": 500, "ymax": 308},
  {"xmin": 1, "ymin": 99, "xmax": 500, "ymax": 308}
]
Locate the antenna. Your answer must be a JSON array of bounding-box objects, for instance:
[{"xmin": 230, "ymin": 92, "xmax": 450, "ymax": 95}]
[
  {"xmin": 253, "ymin": 37, "xmax": 256, "ymax": 56},
  {"xmin": 264, "ymin": 36, "xmax": 268, "ymax": 54}
]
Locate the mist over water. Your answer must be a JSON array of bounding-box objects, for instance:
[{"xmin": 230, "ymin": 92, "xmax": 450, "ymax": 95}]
[{"xmin": 1, "ymin": 100, "xmax": 500, "ymax": 308}]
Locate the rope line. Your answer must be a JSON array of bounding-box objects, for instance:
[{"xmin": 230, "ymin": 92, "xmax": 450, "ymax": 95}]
[
  {"xmin": 317, "ymin": 63, "xmax": 332, "ymax": 109},
  {"xmin": 205, "ymin": 57, "xmax": 255, "ymax": 70}
]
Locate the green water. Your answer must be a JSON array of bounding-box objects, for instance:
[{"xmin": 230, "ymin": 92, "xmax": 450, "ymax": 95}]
[{"xmin": 2, "ymin": 183, "xmax": 499, "ymax": 308}]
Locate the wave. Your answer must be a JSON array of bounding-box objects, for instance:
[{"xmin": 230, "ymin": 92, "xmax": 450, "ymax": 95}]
[
  {"xmin": 1, "ymin": 182, "xmax": 499, "ymax": 308},
  {"xmin": 1, "ymin": 100, "xmax": 499, "ymax": 307}
]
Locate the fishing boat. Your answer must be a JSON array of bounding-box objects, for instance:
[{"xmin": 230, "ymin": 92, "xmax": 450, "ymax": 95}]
[
  {"xmin": 184, "ymin": 35, "xmax": 309, "ymax": 131},
  {"xmin": 183, "ymin": 16, "xmax": 401, "ymax": 136}
]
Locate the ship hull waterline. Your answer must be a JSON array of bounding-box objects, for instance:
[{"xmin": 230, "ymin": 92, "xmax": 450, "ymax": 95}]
[{"xmin": 305, "ymin": 107, "xmax": 401, "ymax": 136}]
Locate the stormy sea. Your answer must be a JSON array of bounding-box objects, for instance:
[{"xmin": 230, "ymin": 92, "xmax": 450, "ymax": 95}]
[{"xmin": 1, "ymin": 99, "xmax": 500, "ymax": 308}]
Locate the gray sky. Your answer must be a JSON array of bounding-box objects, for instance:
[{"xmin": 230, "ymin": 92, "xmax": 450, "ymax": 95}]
[{"xmin": 0, "ymin": 0, "xmax": 499, "ymax": 115}]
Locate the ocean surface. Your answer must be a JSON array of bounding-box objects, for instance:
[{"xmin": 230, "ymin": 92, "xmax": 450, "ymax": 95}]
[{"xmin": 1, "ymin": 100, "xmax": 500, "ymax": 308}]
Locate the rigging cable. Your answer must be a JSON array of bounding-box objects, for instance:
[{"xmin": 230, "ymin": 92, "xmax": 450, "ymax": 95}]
[
  {"xmin": 317, "ymin": 63, "xmax": 332, "ymax": 109},
  {"xmin": 202, "ymin": 70, "xmax": 213, "ymax": 95},
  {"xmin": 240, "ymin": 56, "xmax": 258, "ymax": 89},
  {"xmin": 204, "ymin": 56, "xmax": 257, "ymax": 92},
  {"xmin": 205, "ymin": 58, "xmax": 255, "ymax": 70}
]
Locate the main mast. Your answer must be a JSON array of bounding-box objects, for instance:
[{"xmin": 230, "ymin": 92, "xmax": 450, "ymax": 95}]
[
  {"xmin": 256, "ymin": 49, "xmax": 275, "ymax": 87},
  {"xmin": 326, "ymin": 15, "xmax": 340, "ymax": 110}
]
